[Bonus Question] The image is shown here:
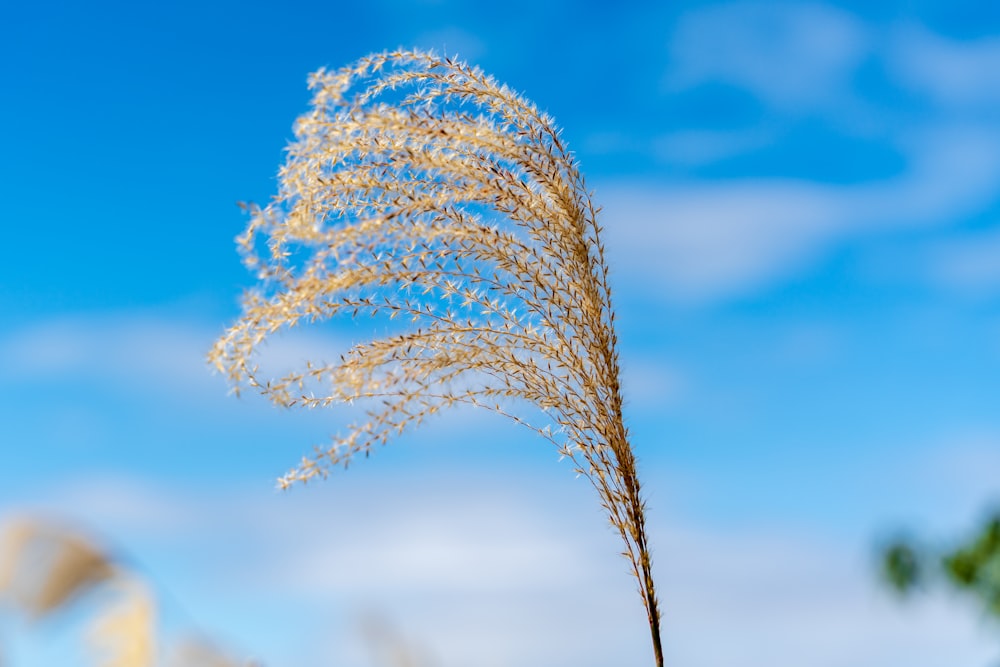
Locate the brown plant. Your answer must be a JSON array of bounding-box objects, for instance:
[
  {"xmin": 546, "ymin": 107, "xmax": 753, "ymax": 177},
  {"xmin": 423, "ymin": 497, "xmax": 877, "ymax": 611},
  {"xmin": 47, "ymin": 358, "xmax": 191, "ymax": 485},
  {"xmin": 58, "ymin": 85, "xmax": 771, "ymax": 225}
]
[
  {"xmin": 0, "ymin": 517, "xmax": 246, "ymax": 667},
  {"xmin": 210, "ymin": 49, "xmax": 664, "ymax": 666},
  {"xmin": 0, "ymin": 517, "xmax": 154, "ymax": 667},
  {"xmin": 0, "ymin": 517, "xmax": 113, "ymax": 618}
]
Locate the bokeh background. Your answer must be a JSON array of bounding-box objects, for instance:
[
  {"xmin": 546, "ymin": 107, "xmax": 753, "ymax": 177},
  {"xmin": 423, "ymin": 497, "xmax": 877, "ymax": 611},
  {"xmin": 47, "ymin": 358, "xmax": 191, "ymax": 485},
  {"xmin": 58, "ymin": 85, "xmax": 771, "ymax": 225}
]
[{"xmin": 3, "ymin": 0, "xmax": 1000, "ymax": 665}]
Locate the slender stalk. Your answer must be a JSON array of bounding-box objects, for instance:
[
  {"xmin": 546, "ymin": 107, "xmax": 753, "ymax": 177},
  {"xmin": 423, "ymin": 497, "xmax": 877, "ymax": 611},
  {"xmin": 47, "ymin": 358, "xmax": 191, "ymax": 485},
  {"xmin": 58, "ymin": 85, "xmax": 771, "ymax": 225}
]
[{"xmin": 629, "ymin": 457, "xmax": 664, "ymax": 667}]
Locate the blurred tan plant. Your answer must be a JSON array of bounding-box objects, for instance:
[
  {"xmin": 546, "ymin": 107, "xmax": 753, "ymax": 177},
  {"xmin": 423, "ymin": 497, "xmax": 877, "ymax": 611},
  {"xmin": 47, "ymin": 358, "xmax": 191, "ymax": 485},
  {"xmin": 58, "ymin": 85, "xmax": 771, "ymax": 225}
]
[
  {"xmin": 210, "ymin": 49, "xmax": 663, "ymax": 666},
  {"xmin": 0, "ymin": 516, "xmax": 155, "ymax": 667},
  {"xmin": 0, "ymin": 517, "xmax": 244, "ymax": 667},
  {"xmin": 360, "ymin": 612, "xmax": 435, "ymax": 667},
  {"xmin": 0, "ymin": 517, "xmax": 114, "ymax": 618},
  {"xmin": 88, "ymin": 576, "xmax": 156, "ymax": 667}
]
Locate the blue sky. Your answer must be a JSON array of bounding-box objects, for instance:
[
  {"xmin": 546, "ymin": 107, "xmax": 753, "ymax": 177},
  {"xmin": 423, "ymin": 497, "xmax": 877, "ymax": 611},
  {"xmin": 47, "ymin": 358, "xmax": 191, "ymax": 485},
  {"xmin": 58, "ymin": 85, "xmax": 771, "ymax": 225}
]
[{"xmin": 2, "ymin": 1, "xmax": 1000, "ymax": 665}]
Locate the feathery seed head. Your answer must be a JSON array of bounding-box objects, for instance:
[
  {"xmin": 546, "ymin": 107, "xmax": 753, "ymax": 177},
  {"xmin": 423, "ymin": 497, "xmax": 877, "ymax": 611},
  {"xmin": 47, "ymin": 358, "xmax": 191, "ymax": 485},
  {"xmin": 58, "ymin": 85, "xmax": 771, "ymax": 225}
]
[{"xmin": 210, "ymin": 49, "xmax": 663, "ymax": 665}]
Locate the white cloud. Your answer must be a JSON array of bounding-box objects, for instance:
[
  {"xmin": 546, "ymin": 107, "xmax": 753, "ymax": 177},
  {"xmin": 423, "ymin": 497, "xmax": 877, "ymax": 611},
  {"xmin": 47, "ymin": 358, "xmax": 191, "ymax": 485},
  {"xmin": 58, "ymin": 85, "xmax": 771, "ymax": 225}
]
[
  {"xmin": 599, "ymin": 179, "xmax": 840, "ymax": 301},
  {"xmin": 640, "ymin": 7, "xmax": 1000, "ymax": 304},
  {"xmin": 909, "ymin": 433, "xmax": 1000, "ymax": 522},
  {"xmin": 620, "ymin": 356, "xmax": 685, "ymax": 412},
  {"xmin": 769, "ymin": 321, "xmax": 844, "ymax": 366},
  {"xmin": 1, "ymin": 315, "xmax": 220, "ymax": 395},
  {"xmin": 584, "ymin": 128, "xmax": 774, "ymax": 167},
  {"xmin": 658, "ymin": 521, "xmax": 996, "ymax": 667},
  {"xmin": 927, "ymin": 229, "xmax": 1000, "ymax": 294},
  {"xmin": 584, "ymin": 7, "xmax": 1000, "ymax": 305},
  {"xmin": 24, "ymin": 475, "xmax": 197, "ymax": 536},
  {"xmin": 890, "ymin": 25, "xmax": 1000, "ymax": 109},
  {"xmin": 665, "ymin": 2, "xmax": 870, "ymax": 113},
  {"xmin": 0, "ymin": 313, "xmax": 353, "ymax": 405},
  {"xmin": 9, "ymin": 471, "xmax": 997, "ymax": 667},
  {"xmin": 652, "ymin": 128, "xmax": 774, "ymax": 166},
  {"xmin": 597, "ymin": 125, "xmax": 1000, "ymax": 302}
]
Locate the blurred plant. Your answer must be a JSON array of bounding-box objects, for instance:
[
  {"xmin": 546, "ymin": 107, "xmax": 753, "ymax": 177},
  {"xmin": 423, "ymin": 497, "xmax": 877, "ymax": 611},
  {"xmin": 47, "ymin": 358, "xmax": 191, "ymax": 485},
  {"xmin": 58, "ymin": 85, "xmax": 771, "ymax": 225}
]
[
  {"xmin": 360, "ymin": 612, "xmax": 436, "ymax": 667},
  {"xmin": 0, "ymin": 517, "xmax": 115, "ymax": 618},
  {"xmin": 88, "ymin": 576, "xmax": 157, "ymax": 667},
  {"xmin": 211, "ymin": 49, "xmax": 664, "ymax": 665},
  {"xmin": 0, "ymin": 516, "xmax": 244, "ymax": 667},
  {"xmin": 882, "ymin": 511, "xmax": 1000, "ymax": 620},
  {"xmin": 0, "ymin": 516, "xmax": 155, "ymax": 666}
]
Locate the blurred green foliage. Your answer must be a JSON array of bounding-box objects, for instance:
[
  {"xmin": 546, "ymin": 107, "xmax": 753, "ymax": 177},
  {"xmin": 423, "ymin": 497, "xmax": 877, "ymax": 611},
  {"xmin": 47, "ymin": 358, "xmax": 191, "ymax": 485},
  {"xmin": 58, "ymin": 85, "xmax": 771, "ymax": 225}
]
[
  {"xmin": 882, "ymin": 512, "xmax": 1000, "ymax": 619},
  {"xmin": 883, "ymin": 540, "xmax": 923, "ymax": 593}
]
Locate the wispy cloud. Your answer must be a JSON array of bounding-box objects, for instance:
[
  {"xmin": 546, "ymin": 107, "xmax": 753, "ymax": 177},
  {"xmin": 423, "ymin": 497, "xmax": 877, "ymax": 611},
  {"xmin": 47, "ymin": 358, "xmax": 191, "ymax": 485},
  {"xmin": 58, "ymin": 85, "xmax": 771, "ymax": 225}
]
[
  {"xmin": 0, "ymin": 313, "xmax": 352, "ymax": 404},
  {"xmin": 927, "ymin": 229, "xmax": 1000, "ymax": 295},
  {"xmin": 598, "ymin": 123, "xmax": 1000, "ymax": 302},
  {"xmin": 651, "ymin": 128, "xmax": 775, "ymax": 166},
  {"xmin": 664, "ymin": 2, "xmax": 870, "ymax": 114},
  {"xmin": 1, "ymin": 316, "xmax": 217, "ymax": 395},
  {"xmin": 909, "ymin": 432, "xmax": 1000, "ymax": 521},
  {"xmin": 889, "ymin": 25, "xmax": 1000, "ymax": 109},
  {"xmin": 595, "ymin": 5, "xmax": 1000, "ymax": 304},
  {"xmin": 11, "ymin": 471, "xmax": 997, "ymax": 667},
  {"xmin": 599, "ymin": 179, "xmax": 838, "ymax": 301}
]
